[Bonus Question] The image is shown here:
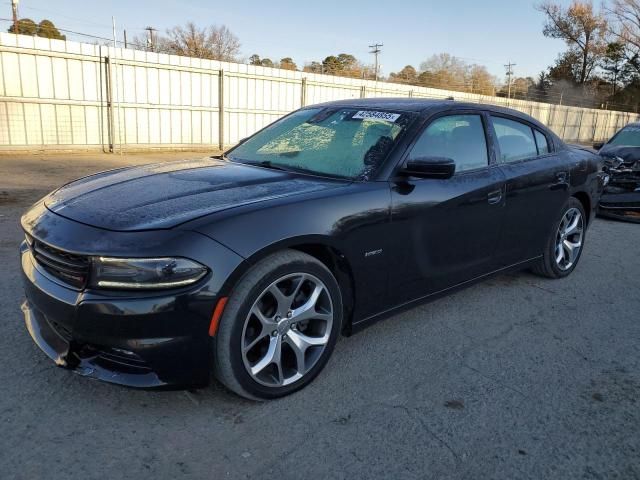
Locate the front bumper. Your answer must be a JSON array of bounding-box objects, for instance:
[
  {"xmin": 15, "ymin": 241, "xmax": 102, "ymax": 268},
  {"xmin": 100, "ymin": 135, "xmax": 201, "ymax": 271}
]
[
  {"xmin": 19, "ymin": 201, "xmax": 246, "ymax": 389},
  {"xmin": 21, "ymin": 246, "xmax": 216, "ymax": 388}
]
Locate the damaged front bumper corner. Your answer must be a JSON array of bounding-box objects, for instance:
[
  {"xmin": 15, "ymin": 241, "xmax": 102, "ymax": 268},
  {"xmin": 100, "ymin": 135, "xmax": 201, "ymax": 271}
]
[{"xmin": 22, "ymin": 300, "xmax": 167, "ymax": 387}]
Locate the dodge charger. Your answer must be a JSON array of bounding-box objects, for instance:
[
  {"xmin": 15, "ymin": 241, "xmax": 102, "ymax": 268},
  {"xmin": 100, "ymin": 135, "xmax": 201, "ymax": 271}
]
[{"xmin": 20, "ymin": 99, "xmax": 604, "ymax": 399}]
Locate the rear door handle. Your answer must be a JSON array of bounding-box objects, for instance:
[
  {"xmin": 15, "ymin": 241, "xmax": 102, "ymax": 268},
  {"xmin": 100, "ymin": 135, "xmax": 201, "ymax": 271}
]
[{"xmin": 487, "ymin": 189, "xmax": 503, "ymax": 205}]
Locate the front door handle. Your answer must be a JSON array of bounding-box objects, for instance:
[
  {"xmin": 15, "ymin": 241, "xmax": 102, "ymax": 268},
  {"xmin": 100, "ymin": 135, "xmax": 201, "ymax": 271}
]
[{"xmin": 487, "ymin": 189, "xmax": 503, "ymax": 205}]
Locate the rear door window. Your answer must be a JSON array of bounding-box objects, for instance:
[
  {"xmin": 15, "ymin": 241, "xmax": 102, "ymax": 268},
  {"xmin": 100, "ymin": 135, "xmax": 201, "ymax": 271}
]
[{"xmin": 491, "ymin": 116, "xmax": 538, "ymax": 163}]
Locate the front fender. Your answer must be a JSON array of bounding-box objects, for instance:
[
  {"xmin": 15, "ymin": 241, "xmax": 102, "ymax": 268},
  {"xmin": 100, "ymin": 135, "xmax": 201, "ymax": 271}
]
[{"xmin": 178, "ymin": 183, "xmax": 393, "ymax": 321}]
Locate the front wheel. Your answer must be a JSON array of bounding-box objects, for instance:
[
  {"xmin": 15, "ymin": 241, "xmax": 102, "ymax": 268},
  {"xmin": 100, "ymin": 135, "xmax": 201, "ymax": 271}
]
[
  {"xmin": 213, "ymin": 250, "xmax": 342, "ymax": 400},
  {"xmin": 532, "ymin": 197, "xmax": 586, "ymax": 279}
]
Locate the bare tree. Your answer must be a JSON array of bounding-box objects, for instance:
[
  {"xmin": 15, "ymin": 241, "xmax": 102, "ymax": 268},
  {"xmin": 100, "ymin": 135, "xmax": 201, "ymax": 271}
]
[
  {"xmin": 536, "ymin": 1, "xmax": 608, "ymax": 84},
  {"xmin": 164, "ymin": 22, "xmax": 240, "ymax": 61},
  {"xmin": 414, "ymin": 54, "xmax": 497, "ymax": 94},
  {"xmin": 606, "ymin": 0, "xmax": 640, "ymax": 73}
]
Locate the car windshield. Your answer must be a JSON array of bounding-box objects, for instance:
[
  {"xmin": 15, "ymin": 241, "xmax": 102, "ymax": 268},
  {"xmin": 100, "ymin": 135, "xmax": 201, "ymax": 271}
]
[
  {"xmin": 609, "ymin": 125, "xmax": 640, "ymax": 147},
  {"xmin": 226, "ymin": 107, "xmax": 414, "ymax": 180}
]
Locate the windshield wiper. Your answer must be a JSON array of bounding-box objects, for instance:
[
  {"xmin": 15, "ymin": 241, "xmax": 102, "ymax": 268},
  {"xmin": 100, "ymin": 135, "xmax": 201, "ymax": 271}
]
[
  {"xmin": 245, "ymin": 160, "xmax": 300, "ymax": 173},
  {"xmin": 234, "ymin": 159, "xmax": 350, "ymax": 181}
]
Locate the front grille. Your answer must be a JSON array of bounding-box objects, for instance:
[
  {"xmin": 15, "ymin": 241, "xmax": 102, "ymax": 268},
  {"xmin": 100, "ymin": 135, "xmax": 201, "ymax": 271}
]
[{"xmin": 31, "ymin": 240, "xmax": 90, "ymax": 289}]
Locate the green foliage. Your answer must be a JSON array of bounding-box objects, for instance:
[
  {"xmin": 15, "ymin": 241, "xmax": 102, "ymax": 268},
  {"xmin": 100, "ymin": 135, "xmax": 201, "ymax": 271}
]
[
  {"xmin": 548, "ymin": 50, "xmax": 582, "ymax": 85},
  {"xmin": 318, "ymin": 53, "xmax": 366, "ymax": 78},
  {"xmin": 7, "ymin": 18, "xmax": 37, "ymax": 36},
  {"xmin": 37, "ymin": 19, "xmax": 66, "ymax": 40},
  {"xmin": 8, "ymin": 18, "xmax": 66, "ymax": 40},
  {"xmin": 601, "ymin": 42, "xmax": 632, "ymax": 95}
]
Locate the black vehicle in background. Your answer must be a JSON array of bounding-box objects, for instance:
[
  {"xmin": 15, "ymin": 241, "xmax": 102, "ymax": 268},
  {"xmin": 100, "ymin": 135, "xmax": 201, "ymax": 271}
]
[
  {"xmin": 594, "ymin": 123, "xmax": 640, "ymax": 223},
  {"xmin": 20, "ymin": 99, "xmax": 604, "ymax": 399}
]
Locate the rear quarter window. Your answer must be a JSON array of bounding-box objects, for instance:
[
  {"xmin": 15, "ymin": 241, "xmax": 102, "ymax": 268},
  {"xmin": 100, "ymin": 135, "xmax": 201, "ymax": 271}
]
[
  {"xmin": 491, "ymin": 116, "xmax": 538, "ymax": 163},
  {"xmin": 534, "ymin": 130, "xmax": 550, "ymax": 155}
]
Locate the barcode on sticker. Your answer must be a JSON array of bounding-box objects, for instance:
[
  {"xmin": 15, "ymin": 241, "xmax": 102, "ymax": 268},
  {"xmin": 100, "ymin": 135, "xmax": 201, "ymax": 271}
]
[{"xmin": 352, "ymin": 111, "xmax": 401, "ymax": 122}]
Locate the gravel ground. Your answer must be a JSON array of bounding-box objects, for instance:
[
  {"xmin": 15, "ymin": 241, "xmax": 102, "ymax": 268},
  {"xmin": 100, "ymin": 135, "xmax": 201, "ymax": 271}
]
[{"xmin": 0, "ymin": 153, "xmax": 639, "ymax": 480}]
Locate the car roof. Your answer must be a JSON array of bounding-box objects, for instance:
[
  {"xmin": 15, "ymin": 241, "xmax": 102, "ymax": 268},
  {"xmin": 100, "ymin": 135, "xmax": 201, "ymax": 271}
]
[
  {"xmin": 309, "ymin": 97, "xmax": 521, "ymax": 115},
  {"xmin": 308, "ymin": 97, "xmax": 555, "ymax": 136}
]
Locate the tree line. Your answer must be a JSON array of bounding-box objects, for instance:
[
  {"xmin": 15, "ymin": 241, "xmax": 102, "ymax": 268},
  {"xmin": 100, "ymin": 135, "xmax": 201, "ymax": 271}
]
[
  {"xmin": 10, "ymin": 2, "xmax": 640, "ymax": 111},
  {"xmin": 385, "ymin": 1, "xmax": 640, "ymax": 111},
  {"xmin": 8, "ymin": 18, "xmax": 65, "ymax": 40}
]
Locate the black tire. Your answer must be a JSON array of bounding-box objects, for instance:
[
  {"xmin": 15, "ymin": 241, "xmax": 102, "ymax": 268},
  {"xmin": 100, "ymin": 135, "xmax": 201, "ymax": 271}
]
[
  {"xmin": 213, "ymin": 249, "xmax": 342, "ymax": 400},
  {"xmin": 532, "ymin": 197, "xmax": 587, "ymax": 279}
]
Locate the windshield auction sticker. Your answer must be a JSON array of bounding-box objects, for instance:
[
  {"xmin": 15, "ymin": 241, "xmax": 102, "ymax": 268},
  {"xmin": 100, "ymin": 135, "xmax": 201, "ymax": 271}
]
[{"xmin": 352, "ymin": 111, "xmax": 401, "ymax": 122}]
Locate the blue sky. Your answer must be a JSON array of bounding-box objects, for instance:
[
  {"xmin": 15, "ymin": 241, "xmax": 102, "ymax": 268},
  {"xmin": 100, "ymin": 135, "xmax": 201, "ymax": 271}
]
[{"xmin": 7, "ymin": 0, "xmax": 576, "ymax": 81}]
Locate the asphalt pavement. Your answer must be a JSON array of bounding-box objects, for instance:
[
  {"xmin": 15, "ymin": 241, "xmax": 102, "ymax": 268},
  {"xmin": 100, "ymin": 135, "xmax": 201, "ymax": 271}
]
[{"xmin": 0, "ymin": 153, "xmax": 638, "ymax": 479}]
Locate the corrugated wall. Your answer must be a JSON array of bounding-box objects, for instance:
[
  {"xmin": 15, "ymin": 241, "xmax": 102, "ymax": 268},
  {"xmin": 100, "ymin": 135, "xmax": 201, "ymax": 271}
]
[{"xmin": 0, "ymin": 32, "xmax": 638, "ymax": 152}]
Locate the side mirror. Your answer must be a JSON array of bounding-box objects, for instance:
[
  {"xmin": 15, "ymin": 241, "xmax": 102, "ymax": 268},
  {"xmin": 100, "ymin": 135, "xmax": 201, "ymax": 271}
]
[
  {"xmin": 401, "ymin": 156, "xmax": 456, "ymax": 179},
  {"xmin": 593, "ymin": 142, "xmax": 604, "ymax": 151}
]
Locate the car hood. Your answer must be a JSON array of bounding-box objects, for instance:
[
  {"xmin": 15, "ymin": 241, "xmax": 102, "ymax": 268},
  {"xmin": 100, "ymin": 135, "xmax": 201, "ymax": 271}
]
[
  {"xmin": 598, "ymin": 145, "xmax": 640, "ymax": 165},
  {"xmin": 44, "ymin": 158, "xmax": 345, "ymax": 231}
]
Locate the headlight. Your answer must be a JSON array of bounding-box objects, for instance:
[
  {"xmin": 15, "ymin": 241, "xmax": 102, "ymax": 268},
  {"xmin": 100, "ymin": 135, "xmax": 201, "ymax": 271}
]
[{"xmin": 90, "ymin": 257, "xmax": 208, "ymax": 290}]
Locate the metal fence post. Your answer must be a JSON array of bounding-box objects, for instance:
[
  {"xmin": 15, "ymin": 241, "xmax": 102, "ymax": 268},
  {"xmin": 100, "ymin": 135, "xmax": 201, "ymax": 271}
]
[
  {"xmin": 301, "ymin": 77, "xmax": 307, "ymax": 107},
  {"xmin": 218, "ymin": 69, "xmax": 224, "ymax": 151},
  {"xmin": 577, "ymin": 109, "xmax": 584, "ymax": 142},
  {"xmin": 561, "ymin": 107, "xmax": 570, "ymax": 140},
  {"xmin": 104, "ymin": 55, "xmax": 114, "ymax": 153}
]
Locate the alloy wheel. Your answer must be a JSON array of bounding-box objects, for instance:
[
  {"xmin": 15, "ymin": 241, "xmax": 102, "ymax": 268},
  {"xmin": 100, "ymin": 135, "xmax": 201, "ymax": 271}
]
[
  {"xmin": 241, "ymin": 273, "xmax": 334, "ymax": 387},
  {"xmin": 555, "ymin": 207, "xmax": 584, "ymax": 271}
]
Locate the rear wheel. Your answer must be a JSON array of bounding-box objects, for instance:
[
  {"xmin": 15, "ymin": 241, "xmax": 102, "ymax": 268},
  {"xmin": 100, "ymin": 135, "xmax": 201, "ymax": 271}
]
[
  {"xmin": 213, "ymin": 250, "xmax": 342, "ymax": 400},
  {"xmin": 532, "ymin": 197, "xmax": 586, "ymax": 279}
]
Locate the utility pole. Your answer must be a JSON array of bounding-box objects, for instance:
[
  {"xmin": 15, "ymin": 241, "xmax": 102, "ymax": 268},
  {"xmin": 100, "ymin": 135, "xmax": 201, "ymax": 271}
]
[
  {"xmin": 145, "ymin": 26, "xmax": 157, "ymax": 51},
  {"xmin": 504, "ymin": 61, "xmax": 516, "ymax": 101},
  {"xmin": 369, "ymin": 43, "xmax": 383, "ymax": 81},
  {"xmin": 11, "ymin": 0, "xmax": 19, "ymax": 34}
]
